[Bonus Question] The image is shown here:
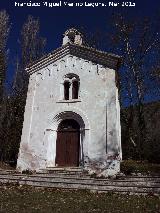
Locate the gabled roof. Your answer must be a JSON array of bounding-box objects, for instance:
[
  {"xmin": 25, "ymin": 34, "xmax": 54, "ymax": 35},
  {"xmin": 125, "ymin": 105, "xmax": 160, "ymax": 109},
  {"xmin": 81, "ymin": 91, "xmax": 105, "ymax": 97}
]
[{"xmin": 26, "ymin": 43, "xmax": 122, "ymax": 75}]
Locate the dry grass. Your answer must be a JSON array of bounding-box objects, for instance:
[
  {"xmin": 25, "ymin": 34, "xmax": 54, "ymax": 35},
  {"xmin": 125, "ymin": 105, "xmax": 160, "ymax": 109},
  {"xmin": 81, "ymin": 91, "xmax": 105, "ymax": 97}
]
[
  {"xmin": 0, "ymin": 162, "xmax": 15, "ymax": 170},
  {"xmin": 121, "ymin": 160, "xmax": 160, "ymax": 175},
  {"xmin": 0, "ymin": 184, "xmax": 159, "ymax": 213}
]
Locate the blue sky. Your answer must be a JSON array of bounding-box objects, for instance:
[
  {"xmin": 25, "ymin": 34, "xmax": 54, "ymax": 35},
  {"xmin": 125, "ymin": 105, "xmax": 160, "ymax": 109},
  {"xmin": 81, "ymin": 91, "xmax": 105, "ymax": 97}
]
[
  {"xmin": 0, "ymin": 0, "xmax": 160, "ymax": 104},
  {"xmin": 1, "ymin": 0, "xmax": 159, "ymax": 55}
]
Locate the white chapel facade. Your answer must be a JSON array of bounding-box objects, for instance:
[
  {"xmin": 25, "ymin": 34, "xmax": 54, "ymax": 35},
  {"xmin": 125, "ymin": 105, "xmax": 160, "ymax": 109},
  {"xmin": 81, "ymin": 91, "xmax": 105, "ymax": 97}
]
[{"xmin": 17, "ymin": 28, "xmax": 122, "ymax": 176}]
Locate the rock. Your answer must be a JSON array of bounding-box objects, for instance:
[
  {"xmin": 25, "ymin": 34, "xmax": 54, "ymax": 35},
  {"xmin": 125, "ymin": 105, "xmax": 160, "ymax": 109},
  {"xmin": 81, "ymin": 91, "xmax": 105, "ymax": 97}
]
[
  {"xmin": 119, "ymin": 172, "xmax": 125, "ymax": 176},
  {"xmin": 131, "ymin": 172, "xmax": 136, "ymax": 176}
]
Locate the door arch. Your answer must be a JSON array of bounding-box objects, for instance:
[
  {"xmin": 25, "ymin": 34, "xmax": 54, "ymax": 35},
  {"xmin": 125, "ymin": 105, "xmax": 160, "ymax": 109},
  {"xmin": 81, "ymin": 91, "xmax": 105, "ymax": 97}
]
[{"xmin": 55, "ymin": 119, "xmax": 80, "ymax": 167}]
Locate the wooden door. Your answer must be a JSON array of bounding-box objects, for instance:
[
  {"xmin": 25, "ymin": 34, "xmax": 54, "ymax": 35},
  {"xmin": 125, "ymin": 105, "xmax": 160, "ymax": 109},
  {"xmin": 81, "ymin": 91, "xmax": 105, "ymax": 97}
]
[{"xmin": 56, "ymin": 120, "xmax": 80, "ymax": 167}]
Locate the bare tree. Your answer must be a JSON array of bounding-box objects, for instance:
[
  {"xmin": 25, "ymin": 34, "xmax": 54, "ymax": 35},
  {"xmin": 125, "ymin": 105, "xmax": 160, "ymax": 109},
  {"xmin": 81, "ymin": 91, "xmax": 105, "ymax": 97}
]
[
  {"xmin": 0, "ymin": 15, "xmax": 46, "ymax": 163},
  {"xmin": 0, "ymin": 10, "xmax": 11, "ymax": 162},
  {"xmin": 14, "ymin": 15, "xmax": 46, "ymax": 94},
  {"xmin": 0, "ymin": 10, "xmax": 10, "ymax": 102},
  {"xmin": 109, "ymin": 13, "xmax": 160, "ymax": 160}
]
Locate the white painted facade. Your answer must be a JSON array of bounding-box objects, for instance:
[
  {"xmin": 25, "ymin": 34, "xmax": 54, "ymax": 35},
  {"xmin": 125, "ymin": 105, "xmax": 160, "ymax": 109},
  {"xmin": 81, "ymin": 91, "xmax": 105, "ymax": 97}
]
[{"xmin": 17, "ymin": 29, "xmax": 122, "ymax": 176}]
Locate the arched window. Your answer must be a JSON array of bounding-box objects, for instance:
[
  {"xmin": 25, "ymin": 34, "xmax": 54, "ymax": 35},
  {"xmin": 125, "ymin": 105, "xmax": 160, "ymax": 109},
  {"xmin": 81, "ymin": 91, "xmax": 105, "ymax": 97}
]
[
  {"xmin": 63, "ymin": 74, "xmax": 80, "ymax": 100},
  {"xmin": 68, "ymin": 34, "xmax": 75, "ymax": 43}
]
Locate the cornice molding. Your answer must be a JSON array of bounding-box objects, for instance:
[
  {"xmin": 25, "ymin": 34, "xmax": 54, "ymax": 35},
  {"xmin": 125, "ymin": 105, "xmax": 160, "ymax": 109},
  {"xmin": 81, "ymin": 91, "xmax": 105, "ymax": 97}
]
[{"xmin": 26, "ymin": 43, "xmax": 122, "ymax": 75}]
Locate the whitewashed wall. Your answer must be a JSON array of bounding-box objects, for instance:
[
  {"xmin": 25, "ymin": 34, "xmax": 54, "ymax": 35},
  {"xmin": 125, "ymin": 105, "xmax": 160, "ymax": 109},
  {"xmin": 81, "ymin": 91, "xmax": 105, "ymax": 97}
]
[{"xmin": 17, "ymin": 54, "xmax": 121, "ymax": 174}]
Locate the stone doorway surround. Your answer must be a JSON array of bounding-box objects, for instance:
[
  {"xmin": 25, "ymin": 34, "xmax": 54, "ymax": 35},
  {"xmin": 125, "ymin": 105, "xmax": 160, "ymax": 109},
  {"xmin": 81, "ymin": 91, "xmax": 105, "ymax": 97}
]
[{"xmin": 46, "ymin": 108, "xmax": 90, "ymax": 168}]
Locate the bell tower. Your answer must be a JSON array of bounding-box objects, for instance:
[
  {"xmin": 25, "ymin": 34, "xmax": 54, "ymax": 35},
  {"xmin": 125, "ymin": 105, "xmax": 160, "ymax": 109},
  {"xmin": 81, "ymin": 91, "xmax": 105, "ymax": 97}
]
[{"xmin": 62, "ymin": 28, "xmax": 83, "ymax": 46}]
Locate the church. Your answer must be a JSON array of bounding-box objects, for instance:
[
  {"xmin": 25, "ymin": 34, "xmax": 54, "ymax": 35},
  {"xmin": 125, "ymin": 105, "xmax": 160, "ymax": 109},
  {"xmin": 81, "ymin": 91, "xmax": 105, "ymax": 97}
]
[{"xmin": 17, "ymin": 28, "xmax": 122, "ymax": 176}]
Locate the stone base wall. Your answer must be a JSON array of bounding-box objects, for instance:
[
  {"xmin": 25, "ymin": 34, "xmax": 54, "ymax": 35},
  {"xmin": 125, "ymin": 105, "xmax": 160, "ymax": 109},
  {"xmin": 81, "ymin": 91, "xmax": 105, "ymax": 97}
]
[{"xmin": 83, "ymin": 154, "xmax": 121, "ymax": 177}]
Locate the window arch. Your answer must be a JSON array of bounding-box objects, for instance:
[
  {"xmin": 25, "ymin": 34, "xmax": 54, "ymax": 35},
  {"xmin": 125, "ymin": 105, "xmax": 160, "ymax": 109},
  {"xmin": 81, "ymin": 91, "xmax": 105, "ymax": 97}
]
[{"xmin": 63, "ymin": 74, "xmax": 80, "ymax": 100}]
